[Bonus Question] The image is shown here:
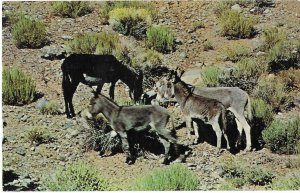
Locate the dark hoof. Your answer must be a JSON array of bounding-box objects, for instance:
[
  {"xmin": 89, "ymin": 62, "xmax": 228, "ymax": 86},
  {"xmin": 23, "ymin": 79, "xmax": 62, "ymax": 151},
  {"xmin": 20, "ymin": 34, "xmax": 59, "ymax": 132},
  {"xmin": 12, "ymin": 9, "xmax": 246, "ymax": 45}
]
[{"xmin": 126, "ymin": 157, "xmax": 134, "ymax": 165}]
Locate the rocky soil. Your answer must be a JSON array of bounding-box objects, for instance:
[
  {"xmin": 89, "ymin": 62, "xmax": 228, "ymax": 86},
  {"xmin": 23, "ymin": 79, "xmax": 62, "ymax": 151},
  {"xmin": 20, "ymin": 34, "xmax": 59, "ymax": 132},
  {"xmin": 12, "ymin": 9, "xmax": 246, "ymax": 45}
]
[{"xmin": 2, "ymin": 1, "xmax": 300, "ymax": 191}]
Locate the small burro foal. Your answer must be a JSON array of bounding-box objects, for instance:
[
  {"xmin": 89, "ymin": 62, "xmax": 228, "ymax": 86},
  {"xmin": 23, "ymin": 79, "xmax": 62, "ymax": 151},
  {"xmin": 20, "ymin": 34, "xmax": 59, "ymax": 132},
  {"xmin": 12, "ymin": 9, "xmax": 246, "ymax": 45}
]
[
  {"xmin": 86, "ymin": 93, "xmax": 177, "ymax": 164},
  {"xmin": 168, "ymin": 69, "xmax": 230, "ymax": 150}
]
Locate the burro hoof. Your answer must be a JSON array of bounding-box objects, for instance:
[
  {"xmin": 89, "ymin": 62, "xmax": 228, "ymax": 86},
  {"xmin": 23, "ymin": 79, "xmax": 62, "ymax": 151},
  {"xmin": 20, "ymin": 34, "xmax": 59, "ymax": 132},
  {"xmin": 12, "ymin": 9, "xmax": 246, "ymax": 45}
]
[
  {"xmin": 244, "ymin": 147, "xmax": 252, "ymax": 152},
  {"xmin": 126, "ymin": 157, "xmax": 134, "ymax": 165}
]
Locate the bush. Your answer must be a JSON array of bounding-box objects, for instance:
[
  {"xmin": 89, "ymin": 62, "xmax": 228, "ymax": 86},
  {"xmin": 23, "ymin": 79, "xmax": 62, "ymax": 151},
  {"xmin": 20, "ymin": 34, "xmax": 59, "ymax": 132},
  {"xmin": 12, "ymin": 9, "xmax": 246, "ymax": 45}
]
[
  {"xmin": 219, "ymin": 157, "xmax": 274, "ymax": 187},
  {"xmin": 12, "ymin": 16, "xmax": 47, "ymax": 48},
  {"xmin": 40, "ymin": 101, "xmax": 60, "ymax": 115},
  {"xmin": 251, "ymin": 98, "xmax": 274, "ymax": 127},
  {"xmin": 146, "ymin": 26, "xmax": 175, "ymax": 53},
  {"xmin": 219, "ymin": 10, "xmax": 256, "ymax": 39},
  {"xmin": 260, "ymin": 26, "xmax": 287, "ymax": 51},
  {"xmin": 132, "ymin": 164, "xmax": 199, "ymax": 190},
  {"xmin": 262, "ymin": 117, "xmax": 300, "ymax": 154},
  {"xmin": 27, "ymin": 128, "xmax": 53, "ymax": 145},
  {"xmin": 51, "ymin": 1, "xmax": 92, "ymax": 18},
  {"xmin": 67, "ymin": 32, "xmax": 129, "ymax": 63},
  {"xmin": 200, "ymin": 66, "xmax": 223, "ymax": 87},
  {"xmin": 278, "ymin": 69, "xmax": 300, "ymax": 91},
  {"xmin": 271, "ymin": 171, "xmax": 300, "ymax": 190},
  {"xmin": 109, "ymin": 7, "xmax": 152, "ymax": 39},
  {"xmin": 223, "ymin": 42, "xmax": 253, "ymax": 62},
  {"xmin": 253, "ymin": 75, "xmax": 293, "ymax": 111},
  {"xmin": 234, "ymin": 58, "xmax": 268, "ymax": 79},
  {"xmin": 267, "ymin": 40, "xmax": 300, "ymax": 72},
  {"xmin": 3, "ymin": 67, "xmax": 36, "ymax": 105},
  {"xmin": 99, "ymin": 1, "xmax": 156, "ymax": 24},
  {"xmin": 132, "ymin": 49, "xmax": 162, "ymax": 69},
  {"xmin": 44, "ymin": 161, "xmax": 114, "ymax": 191},
  {"xmin": 244, "ymin": 166, "xmax": 274, "ymax": 186}
]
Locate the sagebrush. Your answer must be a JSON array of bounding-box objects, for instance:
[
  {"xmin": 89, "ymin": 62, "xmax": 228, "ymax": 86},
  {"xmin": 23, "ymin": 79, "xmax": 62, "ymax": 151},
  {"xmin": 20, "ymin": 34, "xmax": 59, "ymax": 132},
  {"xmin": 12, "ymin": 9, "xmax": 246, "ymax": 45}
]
[
  {"xmin": 132, "ymin": 164, "xmax": 199, "ymax": 190},
  {"xmin": 109, "ymin": 7, "xmax": 152, "ymax": 39},
  {"xmin": 262, "ymin": 117, "xmax": 300, "ymax": 154},
  {"xmin": 67, "ymin": 32, "xmax": 129, "ymax": 63},
  {"xmin": 51, "ymin": 1, "xmax": 92, "ymax": 18},
  {"xmin": 146, "ymin": 26, "xmax": 175, "ymax": 53},
  {"xmin": 12, "ymin": 16, "xmax": 47, "ymax": 48},
  {"xmin": 3, "ymin": 67, "xmax": 36, "ymax": 105},
  {"xmin": 219, "ymin": 10, "xmax": 256, "ymax": 39},
  {"xmin": 44, "ymin": 161, "xmax": 114, "ymax": 191}
]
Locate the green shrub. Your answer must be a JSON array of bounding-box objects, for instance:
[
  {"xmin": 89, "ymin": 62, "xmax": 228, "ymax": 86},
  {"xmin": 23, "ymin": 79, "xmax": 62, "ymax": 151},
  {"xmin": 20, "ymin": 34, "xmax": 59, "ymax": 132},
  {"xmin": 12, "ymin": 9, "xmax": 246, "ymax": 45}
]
[
  {"xmin": 52, "ymin": 1, "xmax": 92, "ymax": 18},
  {"xmin": 200, "ymin": 66, "xmax": 223, "ymax": 87},
  {"xmin": 219, "ymin": 10, "xmax": 256, "ymax": 39},
  {"xmin": 262, "ymin": 117, "xmax": 300, "ymax": 154},
  {"xmin": 132, "ymin": 49, "xmax": 162, "ymax": 68},
  {"xmin": 44, "ymin": 161, "xmax": 114, "ymax": 191},
  {"xmin": 219, "ymin": 157, "xmax": 274, "ymax": 187},
  {"xmin": 278, "ymin": 69, "xmax": 300, "ymax": 91},
  {"xmin": 223, "ymin": 42, "xmax": 253, "ymax": 62},
  {"xmin": 203, "ymin": 40, "xmax": 214, "ymax": 51},
  {"xmin": 99, "ymin": 1, "xmax": 156, "ymax": 24},
  {"xmin": 132, "ymin": 164, "xmax": 199, "ymax": 190},
  {"xmin": 67, "ymin": 32, "xmax": 129, "ymax": 63},
  {"xmin": 251, "ymin": 98, "xmax": 274, "ymax": 127},
  {"xmin": 109, "ymin": 7, "xmax": 152, "ymax": 39},
  {"xmin": 271, "ymin": 171, "xmax": 300, "ymax": 190},
  {"xmin": 12, "ymin": 16, "xmax": 47, "ymax": 48},
  {"xmin": 146, "ymin": 26, "xmax": 175, "ymax": 53},
  {"xmin": 4, "ymin": 12, "xmax": 26, "ymax": 26},
  {"xmin": 267, "ymin": 40, "xmax": 300, "ymax": 72},
  {"xmin": 3, "ymin": 67, "xmax": 36, "ymax": 105},
  {"xmin": 27, "ymin": 128, "xmax": 53, "ymax": 145},
  {"xmin": 244, "ymin": 166, "xmax": 274, "ymax": 185},
  {"xmin": 40, "ymin": 101, "xmax": 60, "ymax": 115},
  {"xmin": 260, "ymin": 26, "xmax": 287, "ymax": 51},
  {"xmin": 234, "ymin": 58, "xmax": 268, "ymax": 79},
  {"xmin": 213, "ymin": 1, "xmax": 232, "ymax": 18},
  {"xmin": 253, "ymin": 75, "xmax": 293, "ymax": 111}
]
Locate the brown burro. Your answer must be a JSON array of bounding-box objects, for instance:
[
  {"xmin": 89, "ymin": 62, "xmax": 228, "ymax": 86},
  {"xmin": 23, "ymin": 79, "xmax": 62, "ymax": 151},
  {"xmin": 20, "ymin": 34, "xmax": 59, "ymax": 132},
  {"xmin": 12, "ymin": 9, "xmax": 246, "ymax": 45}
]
[
  {"xmin": 86, "ymin": 92, "xmax": 178, "ymax": 165},
  {"xmin": 168, "ymin": 69, "xmax": 229, "ymax": 150}
]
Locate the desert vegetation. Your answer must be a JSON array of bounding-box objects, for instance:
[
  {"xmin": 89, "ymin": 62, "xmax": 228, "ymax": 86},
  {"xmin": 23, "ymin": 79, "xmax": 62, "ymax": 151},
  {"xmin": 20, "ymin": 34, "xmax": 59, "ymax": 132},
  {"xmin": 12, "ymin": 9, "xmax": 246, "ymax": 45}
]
[{"xmin": 2, "ymin": 0, "xmax": 300, "ymax": 191}]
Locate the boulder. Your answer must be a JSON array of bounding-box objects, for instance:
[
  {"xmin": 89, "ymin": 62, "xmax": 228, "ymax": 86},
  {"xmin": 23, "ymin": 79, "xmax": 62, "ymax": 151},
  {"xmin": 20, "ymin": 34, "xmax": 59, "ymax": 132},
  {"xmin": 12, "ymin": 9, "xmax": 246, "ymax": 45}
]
[{"xmin": 41, "ymin": 45, "xmax": 66, "ymax": 60}]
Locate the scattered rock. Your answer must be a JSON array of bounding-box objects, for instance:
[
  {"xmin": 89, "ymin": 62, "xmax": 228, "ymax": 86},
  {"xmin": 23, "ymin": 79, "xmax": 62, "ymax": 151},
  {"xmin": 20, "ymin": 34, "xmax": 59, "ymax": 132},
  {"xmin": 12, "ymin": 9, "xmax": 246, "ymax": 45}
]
[
  {"xmin": 61, "ymin": 35, "xmax": 73, "ymax": 40},
  {"xmin": 180, "ymin": 52, "xmax": 188, "ymax": 59},
  {"xmin": 15, "ymin": 147, "xmax": 26, "ymax": 156},
  {"xmin": 174, "ymin": 37, "xmax": 184, "ymax": 45},
  {"xmin": 263, "ymin": 8, "xmax": 270, "ymax": 14},
  {"xmin": 41, "ymin": 45, "xmax": 66, "ymax": 60},
  {"xmin": 231, "ymin": 4, "xmax": 242, "ymax": 13}
]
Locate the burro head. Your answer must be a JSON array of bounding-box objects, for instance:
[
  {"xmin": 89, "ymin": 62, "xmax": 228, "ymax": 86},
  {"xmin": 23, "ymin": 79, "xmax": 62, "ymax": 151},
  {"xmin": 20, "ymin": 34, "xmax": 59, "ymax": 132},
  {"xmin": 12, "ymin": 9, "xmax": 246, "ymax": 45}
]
[{"xmin": 87, "ymin": 92, "xmax": 104, "ymax": 119}]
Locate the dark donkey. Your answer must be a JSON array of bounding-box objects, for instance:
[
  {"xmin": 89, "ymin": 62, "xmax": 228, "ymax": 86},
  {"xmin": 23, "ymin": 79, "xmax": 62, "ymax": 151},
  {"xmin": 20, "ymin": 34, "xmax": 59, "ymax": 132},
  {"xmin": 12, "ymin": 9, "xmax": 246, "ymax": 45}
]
[
  {"xmin": 86, "ymin": 93, "xmax": 178, "ymax": 164},
  {"xmin": 61, "ymin": 54, "xmax": 143, "ymax": 118}
]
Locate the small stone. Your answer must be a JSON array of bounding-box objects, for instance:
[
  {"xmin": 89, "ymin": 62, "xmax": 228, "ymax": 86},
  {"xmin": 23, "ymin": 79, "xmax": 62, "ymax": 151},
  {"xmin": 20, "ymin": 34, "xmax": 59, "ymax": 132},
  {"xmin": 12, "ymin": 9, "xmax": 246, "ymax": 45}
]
[
  {"xmin": 174, "ymin": 37, "xmax": 183, "ymax": 45},
  {"xmin": 16, "ymin": 147, "xmax": 26, "ymax": 156},
  {"xmin": 61, "ymin": 35, "xmax": 73, "ymax": 40},
  {"xmin": 263, "ymin": 9, "xmax": 270, "ymax": 14},
  {"xmin": 30, "ymin": 147, "xmax": 35, "ymax": 151},
  {"xmin": 231, "ymin": 4, "xmax": 242, "ymax": 13},
  {"xmin": 180, "ymin": 52, "xmax": 187, "ymax": 58},
  {"xmin": 187, "ymin": 39, "xmax": 195, "ymax": 44}
]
